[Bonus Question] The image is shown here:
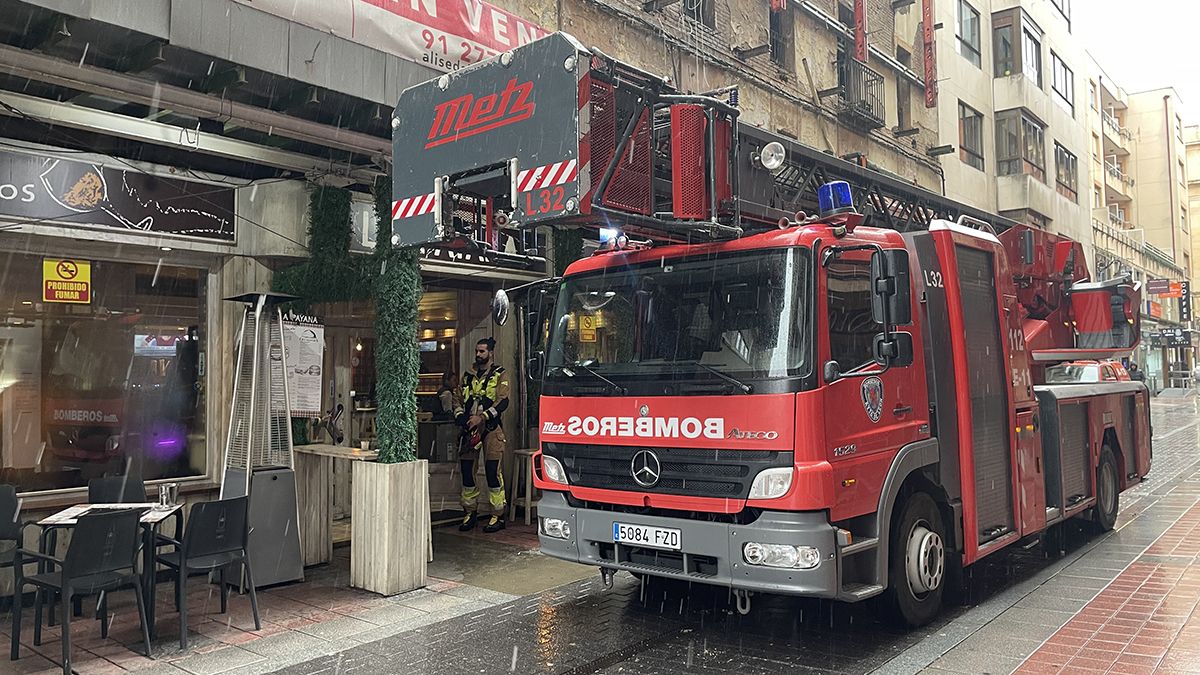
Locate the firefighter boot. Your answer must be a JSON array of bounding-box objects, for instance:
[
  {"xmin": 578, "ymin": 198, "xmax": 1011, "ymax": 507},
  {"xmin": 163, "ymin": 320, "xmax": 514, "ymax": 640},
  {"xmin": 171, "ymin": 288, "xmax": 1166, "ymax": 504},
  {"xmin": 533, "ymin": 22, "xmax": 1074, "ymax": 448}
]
[
  {"xmin": 460, "ymin": 483, "xmax": 480, "ymax": 531},
  {"xmin": 483, "ymin": 514, "xmax": 506, "ymax": 533}
]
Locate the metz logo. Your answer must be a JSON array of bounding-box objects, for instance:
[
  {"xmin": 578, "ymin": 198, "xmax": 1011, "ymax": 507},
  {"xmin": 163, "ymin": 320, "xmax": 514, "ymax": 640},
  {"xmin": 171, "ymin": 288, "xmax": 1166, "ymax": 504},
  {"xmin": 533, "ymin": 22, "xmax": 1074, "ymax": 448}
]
[
  {"xmin": 425, "ymin": 78, "xmax": 535, "ymax": 149},
  {"xmin": 542, "ymin": 421, "xmax": 567, "ymax": 435}
]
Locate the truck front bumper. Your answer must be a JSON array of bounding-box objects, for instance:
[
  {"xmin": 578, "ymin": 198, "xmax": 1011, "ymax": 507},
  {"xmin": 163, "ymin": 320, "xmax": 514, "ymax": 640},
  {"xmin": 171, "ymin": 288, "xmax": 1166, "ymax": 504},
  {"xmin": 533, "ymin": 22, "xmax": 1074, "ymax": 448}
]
[{"xmin": 537, "ymin": 491, "xmax": 840, "ymax": 597}]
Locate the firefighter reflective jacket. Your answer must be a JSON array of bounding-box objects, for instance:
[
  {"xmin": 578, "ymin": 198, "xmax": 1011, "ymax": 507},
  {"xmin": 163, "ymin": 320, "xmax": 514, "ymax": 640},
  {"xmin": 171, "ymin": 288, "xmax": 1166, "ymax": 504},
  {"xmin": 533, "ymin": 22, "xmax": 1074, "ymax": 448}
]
[{"xmin": 456, "ymin": 366, "xmax": 509, "ymax": 430}]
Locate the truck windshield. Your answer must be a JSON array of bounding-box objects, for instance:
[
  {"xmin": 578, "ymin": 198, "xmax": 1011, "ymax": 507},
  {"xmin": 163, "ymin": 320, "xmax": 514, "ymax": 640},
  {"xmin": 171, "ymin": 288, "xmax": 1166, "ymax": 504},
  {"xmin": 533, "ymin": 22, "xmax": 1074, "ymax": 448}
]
[{"xmin": 546, "ymin": 248, "xmax": 810, "ymax": 384}]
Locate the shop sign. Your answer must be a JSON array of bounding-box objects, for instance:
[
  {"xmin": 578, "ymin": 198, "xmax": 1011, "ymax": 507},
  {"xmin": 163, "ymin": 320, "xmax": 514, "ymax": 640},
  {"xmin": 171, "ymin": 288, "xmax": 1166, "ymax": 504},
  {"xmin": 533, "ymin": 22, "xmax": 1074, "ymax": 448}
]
[
  {"xmin": 232, "ymin": 0, "xmax": 547, "ymax": 74},
  {"xmin": 0, "ymin": 150, "xmax": 235, "ymax": 242},
  {"xmin": 1147, "ymin": 279, "xmax": 1170, "ymax": 295},
  {"xmin": 579, "ymin": 314, "xmax": 597, "ymax": 343},
  {"xmin": 42, "ymin": 258, "xmax": 91, "ymax": 304},
  {"xmin": 1148, "ymin": 301, "xmax": 1163, "ymax": 319},
  {"xmin": 283, "ymin": 312, "xmax": 325, "ymax": 417},
  {"xmin": 1163, "ymin": 282, "xmax": 1184, "ymax": 299},
  {"xmin": 1150, "ymin": 328, "xmax": 1190, "ymax": 348},
  {"xmin": 1180, "ymin": 281, "xmax": 1192, "ymax": 322}
]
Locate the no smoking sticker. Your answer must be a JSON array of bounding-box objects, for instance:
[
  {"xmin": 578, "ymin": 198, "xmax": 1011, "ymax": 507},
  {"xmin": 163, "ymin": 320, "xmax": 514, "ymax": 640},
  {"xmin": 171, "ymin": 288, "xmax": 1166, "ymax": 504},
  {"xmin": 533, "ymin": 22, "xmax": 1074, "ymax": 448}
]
[{"xmin": 43, "ymin": 258, "xmax": 91, "ymax": 304}]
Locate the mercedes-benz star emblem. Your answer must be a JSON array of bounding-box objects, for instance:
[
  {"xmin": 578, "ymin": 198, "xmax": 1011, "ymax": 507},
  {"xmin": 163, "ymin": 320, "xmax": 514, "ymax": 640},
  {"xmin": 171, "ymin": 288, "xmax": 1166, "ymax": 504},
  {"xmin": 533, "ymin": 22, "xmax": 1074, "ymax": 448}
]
[
  {"xmin": 638, "ymin": 404, "xmax": 649, "ymax": 418},
  {"xmin": 630, "ymin": 450, "xmax": 661, "ymax": 488}
]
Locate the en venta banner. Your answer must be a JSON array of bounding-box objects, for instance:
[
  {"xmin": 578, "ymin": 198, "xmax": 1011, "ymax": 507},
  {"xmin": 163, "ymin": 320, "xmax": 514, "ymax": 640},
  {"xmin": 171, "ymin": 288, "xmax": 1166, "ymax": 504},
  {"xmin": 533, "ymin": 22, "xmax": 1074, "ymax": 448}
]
[{"xmin": 234, "ymin": 0, "xmax": 547, "ymax": 73}]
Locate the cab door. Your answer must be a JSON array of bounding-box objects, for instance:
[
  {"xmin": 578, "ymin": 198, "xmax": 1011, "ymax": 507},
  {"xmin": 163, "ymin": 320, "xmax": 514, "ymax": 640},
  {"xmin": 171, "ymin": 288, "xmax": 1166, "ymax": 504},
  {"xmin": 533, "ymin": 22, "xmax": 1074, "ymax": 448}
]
[{"xmin": 819, "ymin": 247, "xmax": 928, "ymax": 521}]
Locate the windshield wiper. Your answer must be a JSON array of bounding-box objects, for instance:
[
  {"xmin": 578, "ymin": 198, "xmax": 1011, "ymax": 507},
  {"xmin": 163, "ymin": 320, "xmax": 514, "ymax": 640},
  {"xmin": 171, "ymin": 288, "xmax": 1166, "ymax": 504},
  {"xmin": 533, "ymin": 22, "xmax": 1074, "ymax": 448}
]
[
  {"xmin": 683, "ymin": 361, "xmax": 753, "ymax": 394},
  {"xmin": 557, "ymin": 363, "xmax": 627, "ymax": 395}
]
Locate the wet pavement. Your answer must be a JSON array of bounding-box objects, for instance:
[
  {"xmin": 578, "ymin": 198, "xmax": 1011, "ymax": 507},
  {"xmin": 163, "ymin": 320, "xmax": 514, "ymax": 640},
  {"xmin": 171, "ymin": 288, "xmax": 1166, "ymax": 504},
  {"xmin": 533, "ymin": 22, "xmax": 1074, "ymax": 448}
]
[
  {"xmin": 270, "ymin": 396, "xmax": 1200, "ymax": 675},
  {"xmin": 4, "ymin": 396, "xmax": 1199, "ymax": 674}
]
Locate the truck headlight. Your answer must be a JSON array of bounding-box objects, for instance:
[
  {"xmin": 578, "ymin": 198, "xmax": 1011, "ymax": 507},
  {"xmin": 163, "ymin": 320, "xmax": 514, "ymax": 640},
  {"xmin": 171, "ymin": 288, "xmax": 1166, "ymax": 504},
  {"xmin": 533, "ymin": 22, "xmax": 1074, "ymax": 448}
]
[
  {"xmin": 542, "ymin": 455, "xmax": 569, "ymax": 484},
  {"xmin": 748, "ymin": 467, "xmax": 793, "ymax": 500},
  {"xmin": 541, "ymin": 517, "xmax": 572, "ymax": 540},
  {"xmin": 743, "ymin": 542, "xmax": 821, "ymax": 569}
]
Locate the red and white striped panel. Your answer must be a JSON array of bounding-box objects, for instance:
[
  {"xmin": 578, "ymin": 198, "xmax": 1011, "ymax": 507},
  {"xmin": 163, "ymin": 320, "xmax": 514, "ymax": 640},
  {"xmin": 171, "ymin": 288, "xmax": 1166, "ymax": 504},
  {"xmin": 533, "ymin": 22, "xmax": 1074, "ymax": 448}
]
[
  {"xmin": 391, "ymin": 193, "xmax": 436, "ymax": 220},
  {"xmin": 516, "ymin": 159, "xmax": 577, "ymax": 193}
]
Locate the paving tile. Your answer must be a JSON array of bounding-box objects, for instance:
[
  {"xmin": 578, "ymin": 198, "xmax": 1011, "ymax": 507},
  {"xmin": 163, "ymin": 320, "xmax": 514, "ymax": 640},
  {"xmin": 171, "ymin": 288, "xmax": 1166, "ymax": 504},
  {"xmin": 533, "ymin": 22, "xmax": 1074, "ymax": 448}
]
[
  {"xmin": 169, "ymin": 645, "xmax": 265, "ymax": 675},
  {"xmin": 293, "ymin": 616, "xmax": 378, "ymax": 641}
]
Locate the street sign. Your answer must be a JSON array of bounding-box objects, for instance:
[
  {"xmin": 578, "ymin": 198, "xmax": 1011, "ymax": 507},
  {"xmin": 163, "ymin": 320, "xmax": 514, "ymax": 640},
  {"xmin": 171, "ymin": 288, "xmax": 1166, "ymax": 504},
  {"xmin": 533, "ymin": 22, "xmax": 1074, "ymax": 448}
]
[{"xmin": 42, "ymin": 258, "xmax": 91, "ymax": 304}]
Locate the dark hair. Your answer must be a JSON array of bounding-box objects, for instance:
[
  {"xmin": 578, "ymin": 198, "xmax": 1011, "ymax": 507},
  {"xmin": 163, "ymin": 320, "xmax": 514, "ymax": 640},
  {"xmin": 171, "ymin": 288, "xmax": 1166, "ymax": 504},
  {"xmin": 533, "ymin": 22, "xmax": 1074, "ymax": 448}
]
[{"xmin": 477, "ymin": 337, "xmax": 496, "ymax": 351}]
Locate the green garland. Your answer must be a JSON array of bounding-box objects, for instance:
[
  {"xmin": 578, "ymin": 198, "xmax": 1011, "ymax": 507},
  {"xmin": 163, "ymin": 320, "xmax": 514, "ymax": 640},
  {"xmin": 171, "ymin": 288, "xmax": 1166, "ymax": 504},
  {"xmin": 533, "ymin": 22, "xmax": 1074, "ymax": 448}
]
[
  {"xmin": 272, "ymin": 187, "xmax": 374, "ymax": 305},
  {"xmin": 372, "ymin": 178, "xmax": 422, "ymax": 463}
]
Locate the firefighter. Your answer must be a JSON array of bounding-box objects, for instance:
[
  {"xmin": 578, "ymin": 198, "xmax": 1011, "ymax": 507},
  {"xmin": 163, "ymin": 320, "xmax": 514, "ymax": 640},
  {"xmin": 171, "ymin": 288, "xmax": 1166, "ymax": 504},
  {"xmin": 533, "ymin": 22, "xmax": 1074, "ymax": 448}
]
[{"xmin": 455, "ymin": 337, "xmax": 509, "ymax": 532}]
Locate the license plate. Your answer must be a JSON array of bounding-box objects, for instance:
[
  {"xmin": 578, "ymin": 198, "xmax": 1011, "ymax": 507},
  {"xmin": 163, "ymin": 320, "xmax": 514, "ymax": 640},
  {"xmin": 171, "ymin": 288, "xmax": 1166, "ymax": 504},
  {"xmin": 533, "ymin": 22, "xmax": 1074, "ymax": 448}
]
[{"xmin": 613, "ymin": 522, "xmax": 681, "ymax": 550}]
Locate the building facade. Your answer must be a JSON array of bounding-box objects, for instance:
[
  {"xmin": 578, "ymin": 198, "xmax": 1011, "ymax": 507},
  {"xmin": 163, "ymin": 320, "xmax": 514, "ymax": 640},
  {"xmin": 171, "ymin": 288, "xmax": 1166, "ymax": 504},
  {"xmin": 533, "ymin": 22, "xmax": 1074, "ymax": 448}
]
[
  {"xmin": 935, "ymin": 0, "xmax": 1090, "ymax": 245},
  {"xmin": 1087, "ymin": 70, "xmax": 1192, "ymax": 386}
]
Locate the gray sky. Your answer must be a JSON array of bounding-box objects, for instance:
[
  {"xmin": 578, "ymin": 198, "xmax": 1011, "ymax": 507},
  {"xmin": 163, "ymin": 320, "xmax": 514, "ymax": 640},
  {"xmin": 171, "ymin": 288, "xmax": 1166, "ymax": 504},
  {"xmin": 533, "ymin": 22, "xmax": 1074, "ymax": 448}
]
[{"xmin": 1075, "ymin": 2, "xmax": 1198, "ymax": 124}]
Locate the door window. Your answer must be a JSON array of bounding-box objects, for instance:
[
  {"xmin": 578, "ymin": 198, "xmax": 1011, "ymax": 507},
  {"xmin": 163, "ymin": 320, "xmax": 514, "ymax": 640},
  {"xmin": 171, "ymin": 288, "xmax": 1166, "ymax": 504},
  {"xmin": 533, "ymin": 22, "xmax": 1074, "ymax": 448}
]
[{"xmin": 826, "ymin": 258, "xmax": 880, "ymax": 373}]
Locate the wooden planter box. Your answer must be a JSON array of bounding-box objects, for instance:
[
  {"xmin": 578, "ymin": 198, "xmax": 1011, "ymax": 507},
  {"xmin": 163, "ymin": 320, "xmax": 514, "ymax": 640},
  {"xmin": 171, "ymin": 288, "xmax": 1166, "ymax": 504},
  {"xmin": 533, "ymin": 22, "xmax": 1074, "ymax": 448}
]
[{"xmin": 351, "ymin": 459, "xmax": 429, "ymax": 595}]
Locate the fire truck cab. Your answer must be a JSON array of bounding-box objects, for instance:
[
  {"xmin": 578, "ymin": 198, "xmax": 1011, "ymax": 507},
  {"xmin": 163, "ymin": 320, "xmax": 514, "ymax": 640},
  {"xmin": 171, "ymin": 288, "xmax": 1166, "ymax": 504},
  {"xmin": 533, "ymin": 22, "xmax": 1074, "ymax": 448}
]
[{"xmin": 389, "ymin": 33, "xmax": 1151, "ymax": 627}]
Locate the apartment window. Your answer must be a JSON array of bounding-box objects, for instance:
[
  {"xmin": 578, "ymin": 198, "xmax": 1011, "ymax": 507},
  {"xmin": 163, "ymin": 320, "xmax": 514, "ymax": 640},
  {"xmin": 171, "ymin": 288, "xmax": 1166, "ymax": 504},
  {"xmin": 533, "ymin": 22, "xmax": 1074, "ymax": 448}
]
[
  {"xmin": 1181, "ymin": 159, "xmax": 1187, "ymax": 187},
  {"xmin": 769, "ymin": 5, "xmax": 793, "ymax": 69},
  {"xmin": 993, "ymin": 24, "xmax": 1013, "ymax": 77},
  {"xmin": 1183, "ymin": 208, "xmax": 1189, "ymax": 233},
  {"xmin": 684, "ymin": 0, "xmax": 714, "ymax": 29},
  {"xmin": 1177, "ymin": 115, "xmax": 1184, "ymax": 143},
  {"xmin": 1054, "ymin": 143, "xmax": 1078, "ymax": 202},
  {"xmin": 896, "ymin": 46, "xmax": 912, "ymax": 130},
  {"xmin": 997, "ymin": 110, "xmax": 1045, "ymax": 181},
  {"xmin": 956, "ymin": 0, "xmax": 981, "ymax": 68},
  {"xmin": 1051, "ymin": 52, "xmax": 1074, "ymax": 115},
  {"xmin": 1093, "ymin": 185, "xmax": 1103, "ymax": 209},
  {"xmin": 1088, "ymin": 80, "xmax": 1098, "ymax": 111},
  {"xmin": 959, "ymin": 102, "xmax": 985, "ymax": 171},
  {"xmin": 1092, "ymin": 133, "xmax": 1101, "ymax": 164},
  {"xmin": 1022, "ymin": 29, "xmax": 1041, "ymax": 87},
  {"xmin": 1051, "ymin": 0, "xmax": 1070, "ymax": 26}
]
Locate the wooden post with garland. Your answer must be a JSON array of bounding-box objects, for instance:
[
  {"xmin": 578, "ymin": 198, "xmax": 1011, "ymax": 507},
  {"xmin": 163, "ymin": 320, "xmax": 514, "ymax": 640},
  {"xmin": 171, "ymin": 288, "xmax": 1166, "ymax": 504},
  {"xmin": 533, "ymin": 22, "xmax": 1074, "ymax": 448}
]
[{"xmin": 372, "ymin": 178, "xmax": 422, "ymax": 463}]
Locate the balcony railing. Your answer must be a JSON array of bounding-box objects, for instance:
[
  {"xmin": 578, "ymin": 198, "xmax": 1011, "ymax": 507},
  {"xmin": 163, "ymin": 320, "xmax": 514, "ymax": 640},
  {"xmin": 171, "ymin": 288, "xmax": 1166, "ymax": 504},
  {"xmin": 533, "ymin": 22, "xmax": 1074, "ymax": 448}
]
[
  {"xmin": 832, "ymin": 57, "xmax": 886, "ymax": 131},
  {"xmin": 1102, "ymin": 112, "xmax": 1134, "ymax": 142},
  {"xmin": 1105, "ymin": 162, "xmax": 1135, "ymax": 189}
]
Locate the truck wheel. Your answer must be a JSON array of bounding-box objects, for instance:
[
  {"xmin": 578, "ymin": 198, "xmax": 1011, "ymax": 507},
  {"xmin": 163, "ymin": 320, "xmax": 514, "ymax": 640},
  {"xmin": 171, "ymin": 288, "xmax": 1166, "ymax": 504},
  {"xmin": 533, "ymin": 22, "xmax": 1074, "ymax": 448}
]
[
  {"xmin": 882, "ymin": 492, "xmax": 945, "ymax": 627},
  {"xmin": 1092, "ymin": 447, "xmax": 1119, "ymax": 532}
]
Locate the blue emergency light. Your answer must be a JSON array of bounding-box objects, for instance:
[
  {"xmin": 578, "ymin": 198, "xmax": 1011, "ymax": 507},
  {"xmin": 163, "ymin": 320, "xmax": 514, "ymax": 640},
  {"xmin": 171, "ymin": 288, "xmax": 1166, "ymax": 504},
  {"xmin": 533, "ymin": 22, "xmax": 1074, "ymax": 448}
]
[
  {"xmin": 818, "ymin": 181, "xmax": 855, "ymax": 217},
  {"xmin": 599, "ymin": 227, "xmax": 621, "ymax": 244}
]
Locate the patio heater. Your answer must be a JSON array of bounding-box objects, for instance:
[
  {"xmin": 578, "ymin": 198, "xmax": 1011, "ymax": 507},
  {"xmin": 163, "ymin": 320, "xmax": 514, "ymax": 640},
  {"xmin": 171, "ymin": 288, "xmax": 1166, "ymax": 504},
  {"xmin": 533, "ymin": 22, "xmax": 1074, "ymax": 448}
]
[{"xmin": 220, "ymin": 292, "xmax": 304, "ymax": 586}]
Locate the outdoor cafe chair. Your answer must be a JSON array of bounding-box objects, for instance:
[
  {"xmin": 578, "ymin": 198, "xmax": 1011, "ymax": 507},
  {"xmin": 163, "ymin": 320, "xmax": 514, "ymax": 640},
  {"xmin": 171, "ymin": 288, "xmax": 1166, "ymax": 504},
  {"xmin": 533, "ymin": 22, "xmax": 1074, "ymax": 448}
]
[
  {"xmin": 155, "ymin": 496, "xmax": 261, "ymax": 649},
  {"xmin": 10, "ymin": 509, "xmax": 153, "ymax": 675},
  {"xmin": 0, "ymin": 484, "xmax": 33, "ymax": 573},
  {"xmin": 37, "ymin": 474, "xmax": 149, "ymax": 625},
  {"xmin": 87, "ymin": 474, "xmax": 146, "ymax": 504}
]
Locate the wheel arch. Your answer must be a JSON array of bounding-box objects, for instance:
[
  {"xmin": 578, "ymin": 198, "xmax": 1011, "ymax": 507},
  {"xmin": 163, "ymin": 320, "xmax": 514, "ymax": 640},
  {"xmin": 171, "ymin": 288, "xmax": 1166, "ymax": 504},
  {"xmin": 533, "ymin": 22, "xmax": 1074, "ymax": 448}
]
[{"xmin": 873, "ymin": 438, "xmax": 941, "ymax": 589}]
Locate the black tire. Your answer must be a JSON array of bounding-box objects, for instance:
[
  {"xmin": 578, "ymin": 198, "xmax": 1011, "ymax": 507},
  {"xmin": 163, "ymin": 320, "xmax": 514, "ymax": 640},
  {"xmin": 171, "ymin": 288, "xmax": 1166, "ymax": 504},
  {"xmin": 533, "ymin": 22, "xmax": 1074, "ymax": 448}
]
[
  {"xmin": 881, "ymin": 491, "xmax": 946, "ymax": 628},
  {"xmin": 1092, "ymin": 447, "xmax": 1119, "ymax": 533}
]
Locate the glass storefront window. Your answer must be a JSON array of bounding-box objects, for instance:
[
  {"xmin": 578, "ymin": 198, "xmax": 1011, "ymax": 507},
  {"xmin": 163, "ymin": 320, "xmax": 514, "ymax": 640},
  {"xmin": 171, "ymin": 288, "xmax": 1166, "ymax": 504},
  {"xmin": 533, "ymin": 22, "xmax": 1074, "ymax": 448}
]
[{"xmin": 0, "ymin": 251, "xmax": 207, "ymax": 493}]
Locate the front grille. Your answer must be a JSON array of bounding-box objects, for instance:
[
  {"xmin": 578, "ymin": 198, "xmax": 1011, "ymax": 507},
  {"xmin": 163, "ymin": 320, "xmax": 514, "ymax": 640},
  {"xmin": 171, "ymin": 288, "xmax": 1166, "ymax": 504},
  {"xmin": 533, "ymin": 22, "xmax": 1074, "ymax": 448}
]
[
  {"xmin": 596, "ymin": 542, "xmax": 718, "ymax": 577},
  {"xmin": 544, "ymin": 443, "xmax": 792, "ymax": 499}
]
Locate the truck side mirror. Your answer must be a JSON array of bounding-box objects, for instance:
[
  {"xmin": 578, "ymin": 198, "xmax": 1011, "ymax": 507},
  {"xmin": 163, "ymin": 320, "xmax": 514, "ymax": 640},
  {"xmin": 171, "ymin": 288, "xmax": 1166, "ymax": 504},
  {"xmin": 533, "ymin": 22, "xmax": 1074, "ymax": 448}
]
[
  {"xmin": 823, "ymin": 360, "xmax": 841, "ymax": 383},
  {"xmin": 492, "ymin": 289, "xmax": 511, "ymax": 326},
  {"xmin": 873, "ymin": 332, "xmax": 914, "ymax": 367},
  {"xmin": 870, "ymin": 249, "xmax": 912, "ymax": 326}
]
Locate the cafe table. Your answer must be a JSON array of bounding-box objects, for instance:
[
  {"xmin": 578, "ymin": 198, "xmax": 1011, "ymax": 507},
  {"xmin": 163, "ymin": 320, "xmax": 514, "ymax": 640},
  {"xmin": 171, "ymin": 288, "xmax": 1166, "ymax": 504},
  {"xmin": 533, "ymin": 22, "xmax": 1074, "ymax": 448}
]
[{"xmin": 36, "ymin": 502, "xmax": 183, "ymax": 638}]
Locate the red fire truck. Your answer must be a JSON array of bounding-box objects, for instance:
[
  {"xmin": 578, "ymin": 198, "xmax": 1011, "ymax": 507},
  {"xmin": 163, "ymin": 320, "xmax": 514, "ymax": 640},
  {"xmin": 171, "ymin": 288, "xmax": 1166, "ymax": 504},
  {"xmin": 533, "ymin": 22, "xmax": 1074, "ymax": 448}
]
[{"xmin": 390, "ymin": 33, "xmax": 1152, "ymax": 626}]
